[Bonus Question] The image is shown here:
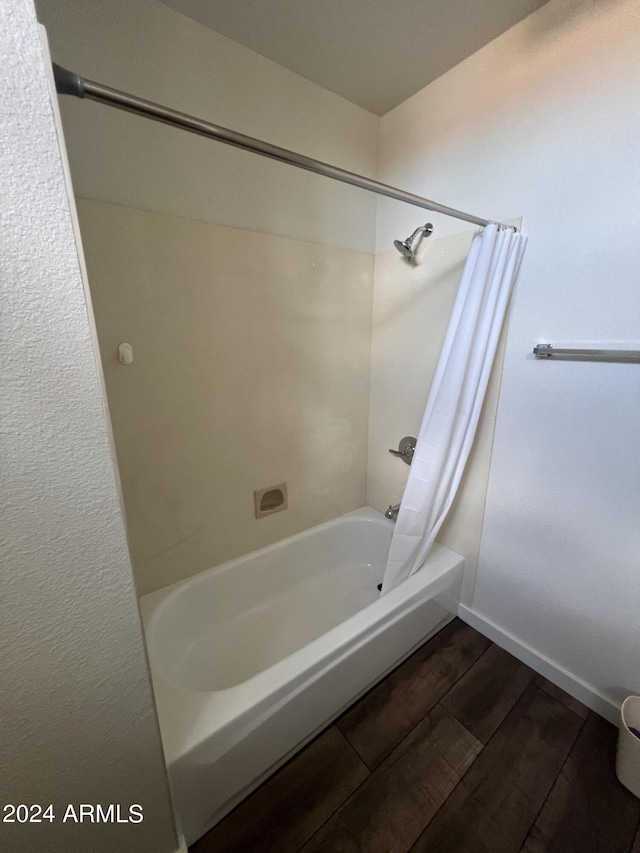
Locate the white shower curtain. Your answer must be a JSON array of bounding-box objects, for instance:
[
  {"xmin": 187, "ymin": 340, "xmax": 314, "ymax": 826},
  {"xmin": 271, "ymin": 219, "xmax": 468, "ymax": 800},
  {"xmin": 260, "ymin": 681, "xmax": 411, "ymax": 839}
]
[{"xmin": 381, "ymin": 223, "xmax": 527, "ymax": 594}]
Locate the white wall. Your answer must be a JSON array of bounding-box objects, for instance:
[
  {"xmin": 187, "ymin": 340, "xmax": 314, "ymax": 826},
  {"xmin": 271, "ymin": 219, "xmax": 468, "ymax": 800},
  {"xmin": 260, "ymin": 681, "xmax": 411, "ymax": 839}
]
[
  {"xmin": 35, "ymin": 0, "xmax": 379, "ymax": 253},
  {"xmin": 377, "ymin": 0, "xmax": 640, "ymax": 714},
  {"xmin": 0, "ymin": 4, "xmax": 181, "ymax": 850}
]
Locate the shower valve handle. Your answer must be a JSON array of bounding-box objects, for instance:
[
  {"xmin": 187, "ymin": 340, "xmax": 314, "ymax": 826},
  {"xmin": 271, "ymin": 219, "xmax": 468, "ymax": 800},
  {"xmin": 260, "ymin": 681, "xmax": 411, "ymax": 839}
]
[
  {"xmin": 388, "ymin": 436, "xmax": 417, "ymax": 465},
  {"xmin": 388, "ymin": 447, "xmax": 413, "ymax": 459}
]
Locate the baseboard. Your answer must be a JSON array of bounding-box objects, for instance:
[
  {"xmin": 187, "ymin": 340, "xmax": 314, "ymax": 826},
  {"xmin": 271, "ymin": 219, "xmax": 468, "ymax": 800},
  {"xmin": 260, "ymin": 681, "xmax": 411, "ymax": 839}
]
[{"xmin": 458, "ymin": 604, "xmax": 620, "ymax": 726}]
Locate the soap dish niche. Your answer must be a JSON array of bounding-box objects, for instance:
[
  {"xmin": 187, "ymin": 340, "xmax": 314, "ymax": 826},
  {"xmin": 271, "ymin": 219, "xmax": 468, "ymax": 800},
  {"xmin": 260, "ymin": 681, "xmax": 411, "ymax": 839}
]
[{"xmin": 254, "ymin": 483, "xmax": 288, "ymax": 519}]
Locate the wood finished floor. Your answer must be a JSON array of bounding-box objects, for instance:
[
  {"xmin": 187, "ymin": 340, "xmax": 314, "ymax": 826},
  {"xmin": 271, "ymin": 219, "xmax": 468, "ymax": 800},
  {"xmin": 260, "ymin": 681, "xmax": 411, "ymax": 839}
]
[{"xmin": 191, "ymin": 619, "xmax": 640, "ymax": 853}]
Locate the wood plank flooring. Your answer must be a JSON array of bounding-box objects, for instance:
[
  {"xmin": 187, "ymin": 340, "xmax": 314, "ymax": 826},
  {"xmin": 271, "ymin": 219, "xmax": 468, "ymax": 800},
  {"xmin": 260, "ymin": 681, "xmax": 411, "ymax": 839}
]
[{"xmin": 191, "ymin": 619, "xmax": 640, "ymax": 853}]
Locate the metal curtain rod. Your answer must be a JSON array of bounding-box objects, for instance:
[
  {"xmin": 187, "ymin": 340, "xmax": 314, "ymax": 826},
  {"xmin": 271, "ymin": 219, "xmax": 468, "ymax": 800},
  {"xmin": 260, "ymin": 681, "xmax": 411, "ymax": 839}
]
[{"xmin": 52, "ymin": 63, "xmax": 497, "ymax": 229}]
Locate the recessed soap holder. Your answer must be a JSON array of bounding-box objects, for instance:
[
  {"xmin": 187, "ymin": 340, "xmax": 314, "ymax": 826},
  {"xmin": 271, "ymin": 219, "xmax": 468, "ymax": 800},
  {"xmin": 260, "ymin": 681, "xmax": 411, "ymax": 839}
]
[{"xmin": 254, "ymin": 483, "xmax": 288, "ymax": 519}]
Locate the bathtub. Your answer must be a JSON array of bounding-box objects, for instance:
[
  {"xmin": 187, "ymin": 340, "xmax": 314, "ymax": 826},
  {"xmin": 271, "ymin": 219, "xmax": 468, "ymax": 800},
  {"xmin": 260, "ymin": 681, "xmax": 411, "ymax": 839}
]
[{"xmin": 139, "ymin": 507, "xmax": 464, "ymax": 845}]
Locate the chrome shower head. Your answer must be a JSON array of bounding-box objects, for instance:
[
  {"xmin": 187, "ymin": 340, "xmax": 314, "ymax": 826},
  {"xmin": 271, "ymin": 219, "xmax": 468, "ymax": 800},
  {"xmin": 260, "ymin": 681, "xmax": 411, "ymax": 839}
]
[
  {"xmin": 393, "ymin": 238, "xmax": 414, "ymax": 258},
  {"xmin": 393, "ymin": 223, "xmax": 434, "ymax": 260}
]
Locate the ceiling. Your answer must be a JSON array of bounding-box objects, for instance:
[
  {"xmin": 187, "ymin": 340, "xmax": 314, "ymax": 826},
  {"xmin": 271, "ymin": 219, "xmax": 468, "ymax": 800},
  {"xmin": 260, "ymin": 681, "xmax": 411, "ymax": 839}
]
[{"xmin": 160, "ymin": 0, "xmax": 548, "ymax": 115}]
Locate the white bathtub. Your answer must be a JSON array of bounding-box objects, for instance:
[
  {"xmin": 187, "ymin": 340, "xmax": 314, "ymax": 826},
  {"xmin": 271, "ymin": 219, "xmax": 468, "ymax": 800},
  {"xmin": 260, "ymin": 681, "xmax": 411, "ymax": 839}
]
[{"xmin": 140, "ymin": 507, "xmax": 464, "ymax": 845}]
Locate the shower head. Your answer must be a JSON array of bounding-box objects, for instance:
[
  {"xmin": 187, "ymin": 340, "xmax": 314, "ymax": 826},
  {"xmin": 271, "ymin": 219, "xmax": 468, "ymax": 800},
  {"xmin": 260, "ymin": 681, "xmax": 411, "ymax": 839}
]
[
  {"xmin": 393, "ymin": 223, "xmax": 434, "ymax": 260},
  {"xmin": 393, "ymin": 238, "xmax": 414, "ymax": 258}
]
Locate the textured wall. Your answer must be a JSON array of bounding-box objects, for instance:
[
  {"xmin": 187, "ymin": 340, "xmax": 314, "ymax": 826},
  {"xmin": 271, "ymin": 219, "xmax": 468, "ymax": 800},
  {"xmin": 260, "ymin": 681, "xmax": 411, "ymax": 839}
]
[
  {"xmin": 377, "ymin": 0, "xmax": 640, "ymax": 709},
  {"xmin": 78, "ymin": 200, "xmax": 373, "ymax": 594},
  {"xmin": 0, "ymin": 4, "xmax": 180, "ymax": 851},
  {"xmin": 35, "ymin": 0, "xmax": 379, "ymax": 254}
]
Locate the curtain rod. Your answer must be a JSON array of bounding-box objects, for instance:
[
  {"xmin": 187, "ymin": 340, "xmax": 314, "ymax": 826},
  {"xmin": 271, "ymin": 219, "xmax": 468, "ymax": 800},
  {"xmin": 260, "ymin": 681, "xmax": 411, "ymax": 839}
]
[{"xmin": 52, "ymin": 63, "xmax": 497, "ymax": 229}]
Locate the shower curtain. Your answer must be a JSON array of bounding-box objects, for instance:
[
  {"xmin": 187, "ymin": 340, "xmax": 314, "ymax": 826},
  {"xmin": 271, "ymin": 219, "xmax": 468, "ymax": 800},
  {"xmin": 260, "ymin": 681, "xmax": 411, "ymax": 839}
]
[{"xmin": 381, "ymin": 223, "xmax": 527, "ymax": 594}]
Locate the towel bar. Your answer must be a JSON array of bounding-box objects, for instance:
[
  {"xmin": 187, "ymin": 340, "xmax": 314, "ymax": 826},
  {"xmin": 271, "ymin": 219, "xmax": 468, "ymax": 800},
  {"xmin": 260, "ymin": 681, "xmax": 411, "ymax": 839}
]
[{"xmin": 533, "ymin": 344, "xmax": 640, "ymax": 363}]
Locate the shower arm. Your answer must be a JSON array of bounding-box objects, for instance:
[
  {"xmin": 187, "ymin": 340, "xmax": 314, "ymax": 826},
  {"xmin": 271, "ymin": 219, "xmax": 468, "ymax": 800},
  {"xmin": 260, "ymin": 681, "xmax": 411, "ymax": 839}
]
[
  {"xmin": 51, "ymin": 63, "xmax": 507, "ymax": 231},
  {"xmin": 408, "ymin": 224, "xmax": 434, "ymax": 244}
]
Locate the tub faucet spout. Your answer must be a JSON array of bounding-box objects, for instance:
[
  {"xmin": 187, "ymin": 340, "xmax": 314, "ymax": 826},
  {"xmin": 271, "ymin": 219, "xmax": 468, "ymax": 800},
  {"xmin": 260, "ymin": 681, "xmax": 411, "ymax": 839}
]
[{"xmin": 385, "ymin": 503, "xmax": 401, "ymax": 521}]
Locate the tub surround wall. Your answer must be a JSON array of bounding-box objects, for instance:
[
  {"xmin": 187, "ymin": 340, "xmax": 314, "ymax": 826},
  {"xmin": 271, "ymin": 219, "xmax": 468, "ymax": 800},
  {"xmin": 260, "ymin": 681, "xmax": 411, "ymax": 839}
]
[
  {"xmin": 35, "ymin": 0, "xmax": 379, "ymax": 254},
  {"xmin": 367, "ymin": 229, "xmax": 509, "ymax": 603},
  {"xmin": 1, "ymin": 10, "xmax": 180, "ymax": 852},
  {"xmin": 376, "ymin": 0, "xmax": 640, "ymax": 715},
  {"xmin": 79, "ymin": 200, "xmax": 373, "ymax": 595}
]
